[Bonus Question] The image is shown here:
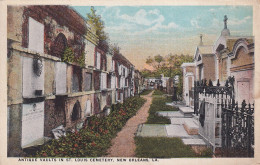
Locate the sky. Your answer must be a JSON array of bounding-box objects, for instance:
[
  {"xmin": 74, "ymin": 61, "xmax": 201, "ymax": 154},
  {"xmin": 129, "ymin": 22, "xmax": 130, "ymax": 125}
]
[{"xmin": 72, "ymin": 6, "xmax": 253, "ymax": 70}]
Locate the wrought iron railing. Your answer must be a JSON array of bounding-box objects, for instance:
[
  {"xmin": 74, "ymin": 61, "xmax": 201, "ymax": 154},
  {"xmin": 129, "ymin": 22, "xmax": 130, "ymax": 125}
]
[
  {"xmin": 194, "ymin": 77, "xmax": 234, "ymax": 115},
  {"xmin": 221, "ymin": 99, "xmax": 254, "ymax": 157}
]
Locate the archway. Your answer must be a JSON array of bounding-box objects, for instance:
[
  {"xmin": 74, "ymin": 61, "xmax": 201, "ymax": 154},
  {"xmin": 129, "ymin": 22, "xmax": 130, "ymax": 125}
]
[
  {"xmin": 51, "ymin": 33, "xmax": 67, "ymax": 58},
  {"xmin": 71, "ymin": 101, "xmax": 81, "ymax": 122}
]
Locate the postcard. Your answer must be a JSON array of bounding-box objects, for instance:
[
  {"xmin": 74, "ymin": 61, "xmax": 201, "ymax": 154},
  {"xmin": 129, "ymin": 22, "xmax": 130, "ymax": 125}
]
[{"xmin": 1, "ymin": 0, "xmax": 259, "ymax": 165}]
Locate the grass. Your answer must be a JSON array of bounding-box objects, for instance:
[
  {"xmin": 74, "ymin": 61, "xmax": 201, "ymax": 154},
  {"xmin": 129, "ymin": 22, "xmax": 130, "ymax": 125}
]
[
  {"xmin": 140, "ymin": 89, "xmax": 152, "ymax": 95},
  {"xmin": 146, "ymin": 97, "xmax": 178, "ymax": 124},
  {"xmin": 152, "ymin": 89, "xmax": 166, "ymax": 96},
  {"xmin": 135, "ymin": 137, "xmax": 196, "ymax": 158}
]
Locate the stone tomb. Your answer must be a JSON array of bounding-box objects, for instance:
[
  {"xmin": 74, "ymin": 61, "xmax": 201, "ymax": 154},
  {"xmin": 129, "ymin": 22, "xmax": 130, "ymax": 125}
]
[
  {"xmin": 84, "ymin": 100, "xmax": 91, "ymax": 117},
  {"xmin": 21, "ymin": 102, "xmax": 44, "ymax": 148},
  {"xmin": 23, "ymin": 56, "xmax": 44, "ymax": 98},
  {"xmin": 55, "ymin": 62, "xmax": 67, "ymax": 95}
]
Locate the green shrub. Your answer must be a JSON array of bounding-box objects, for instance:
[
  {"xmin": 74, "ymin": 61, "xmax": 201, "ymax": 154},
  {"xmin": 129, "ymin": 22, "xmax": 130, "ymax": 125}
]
[
  {"xmin": 31, "ymin": 96, "xmax": 146, "ymax": 157},
  {"xmin": 75, "ymin": 52, "xmax": 86, "ymax": 68},
  {"xmin": 140, "ymin": 89, "xmax": 152, "ymax": 95},
  {"xmin": 146, "ymin": 97, "xmax": 178, "ymax": 124},
  {"xmin": 62, "ymin": 47, "xmax": 75, "ymax": 63},
  {"xmin": 199, "ymin": 148, "xmax": 213, "ymax": 157},
  {"xmin": 152, "ymin": 90, "xmax": 166, "ymax": 96}
]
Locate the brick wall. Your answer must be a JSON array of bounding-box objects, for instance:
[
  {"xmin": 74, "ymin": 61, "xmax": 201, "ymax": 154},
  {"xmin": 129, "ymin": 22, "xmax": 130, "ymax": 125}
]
[
  {"xmin": 44, "ymin": 99, "xmax": 66, "ymax": 137},
  {"xmin": 11, "ymin": 6, "xmax": 87, "ymax": 57}
]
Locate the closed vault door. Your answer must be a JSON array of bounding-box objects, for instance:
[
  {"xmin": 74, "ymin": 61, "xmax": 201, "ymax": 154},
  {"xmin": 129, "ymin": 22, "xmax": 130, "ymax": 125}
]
[
  {"xmin": 21, "ymin": 102, "xmax": 44, "ymax": 147},
  {"xmin": 237, "ymin": 81, "xmax": 250, "ymax": 104}
]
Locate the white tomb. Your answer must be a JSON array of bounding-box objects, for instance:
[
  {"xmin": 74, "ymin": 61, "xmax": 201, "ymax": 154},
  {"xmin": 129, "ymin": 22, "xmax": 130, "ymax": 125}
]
[
  {"xmin": 28, "ymin": 17, "xmax": 44, "ymax": 54},
  {"xmin": 55, "ymin": 62, "xmax": 67, "ymax": 95},
  {"xmin": 84, "ymin": 100, "xmax": 91, "ymax": 116},
  {"xmin": 23, "ymin": 56, "xmax": 44, "ymax": 98},
  {"xmin": 21, "ymin": 102, "xmax": 44, "ymax": 148}
]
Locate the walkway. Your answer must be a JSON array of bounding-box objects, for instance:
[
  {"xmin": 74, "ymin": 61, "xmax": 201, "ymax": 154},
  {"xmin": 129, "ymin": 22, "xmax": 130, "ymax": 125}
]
[{"xmin": 106, "ymin": 92, "xmax": 153, "ymax": 157}]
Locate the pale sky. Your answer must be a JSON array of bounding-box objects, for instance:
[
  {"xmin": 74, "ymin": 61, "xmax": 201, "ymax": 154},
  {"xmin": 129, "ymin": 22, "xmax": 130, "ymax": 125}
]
[{"xmin": 72, "ymin": 6, "xmax": 253, "ymax": 70}]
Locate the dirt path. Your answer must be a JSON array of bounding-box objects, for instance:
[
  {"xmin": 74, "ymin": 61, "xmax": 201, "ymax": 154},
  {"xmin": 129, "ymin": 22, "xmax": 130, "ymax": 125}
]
[{"xmin": 106, "ymin": 92, "xmax": 153, "ymax": 157}]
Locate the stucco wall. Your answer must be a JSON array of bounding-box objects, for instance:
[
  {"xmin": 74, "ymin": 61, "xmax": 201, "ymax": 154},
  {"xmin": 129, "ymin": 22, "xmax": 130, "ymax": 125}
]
[
  {"xmin": 7, "ymin": 51, "xmax": 23, "ymax": 105},
  {"xmin": 64, "ymin": 94, "xmax": 93, "ymax": 128},
  {"xmin": 231, "ymin": 47, "xmax": 254, "ymax": 68},
  {"xmin": 7, "ymin": 104, "xmax": 23, "ymax": 157},
  {"xmin": 203, "ymin": 55, "xmax": 216, "ymax": 81},
  {"xmin": 44, "ymin": 60, "xmax": 55, "ymax": 96},
  {"xmin": 231, "ymin": 70, "xmax": 254, "ymax": 104},
  {"xmin": 7, "ymin": 6, "xmax": 24, "ymax": 43}
]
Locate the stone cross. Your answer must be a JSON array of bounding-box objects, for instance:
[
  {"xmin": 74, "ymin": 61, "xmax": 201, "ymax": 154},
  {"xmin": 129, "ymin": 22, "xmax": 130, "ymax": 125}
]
[
  {"xmin": 224, "ymin": 15, "xmax": 228, "ymax": 29},
  {"xmin": 199, "ymin": 34, "xmax": 203, "ymax": 46}
]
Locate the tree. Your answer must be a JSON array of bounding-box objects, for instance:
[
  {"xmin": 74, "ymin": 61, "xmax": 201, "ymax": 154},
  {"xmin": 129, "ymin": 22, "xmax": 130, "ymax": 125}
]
[
  {"xmin": 86, "ymin": 7, "xmax": 108, "ymax": 42},
  {"xmin": 143, "ymin": 54, "xmax": 193, "ymax": 99},
  {"xmin": 145, "ymin": 54, "xmax": 164, "ymax": 70}
]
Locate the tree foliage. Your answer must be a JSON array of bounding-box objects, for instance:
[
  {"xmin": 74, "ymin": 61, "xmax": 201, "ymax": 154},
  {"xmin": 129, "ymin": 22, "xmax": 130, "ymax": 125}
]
[
  {"xmin": 86, "ymin": 7, "xmax": 108, "ymax": 42},
  {"xmin": 143, "ymin": 54, "xmax": 193, "ymax": 78},
  {"xmin": 146, "ymin": 55, "xmax": 164, "ymax": 70},
  {"xmin": 142, "ymin": 54, "xmax": 193, "ymax": 99}
]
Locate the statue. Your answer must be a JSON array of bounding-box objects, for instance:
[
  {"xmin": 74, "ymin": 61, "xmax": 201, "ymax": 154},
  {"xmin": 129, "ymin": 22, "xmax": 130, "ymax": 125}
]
[{"xmin": 224, "ymin": 15, "xmax": 228, "ymax": 29}]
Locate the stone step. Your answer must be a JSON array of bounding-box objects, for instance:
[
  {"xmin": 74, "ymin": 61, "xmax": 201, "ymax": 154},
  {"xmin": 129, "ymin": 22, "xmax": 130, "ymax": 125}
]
[
  {"xmin": 182, "ymin": 138, "xmax": 207, "ymax": 154},
  {"xmin": 179, "ymin": 106, "xmax": 194, "ymax": 117},
  {"xmin": 165, "ymin": 101, "xmax": 185, "ymax": 107},
  {"xmin": 136, "ymin": 124, "xmax": 167, "ymax": 137},
  {"xmin": 157, "ymin": 111, "xmax": 184, "ymax": 118},
  {"xmin": 183, "ymin": 118, "xmax": 199, "ymax": 135},
  {"xmin": 170, "ymin": 117, "xmax": 186, "ymax": 125},
  {"xmin": 182, "ymin": 138, "xmax": 206, "ymax": 146},
  {"xmin": 165, "ymin": 125, "xmax": 191, "ymax": 138}
]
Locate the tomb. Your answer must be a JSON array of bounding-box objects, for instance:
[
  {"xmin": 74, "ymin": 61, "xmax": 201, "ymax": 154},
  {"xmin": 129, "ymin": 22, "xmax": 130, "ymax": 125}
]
[
  {"xmin": 23, "ymin": 56, "xmax": 44, "ymax": 98},
  {"xmin": 21, "ymin": 102, "xmax": 44, "ymax": 148}
]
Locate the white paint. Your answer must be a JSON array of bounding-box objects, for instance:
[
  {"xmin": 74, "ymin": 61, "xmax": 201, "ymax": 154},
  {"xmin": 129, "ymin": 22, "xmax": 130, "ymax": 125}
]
[
  {"xmin": 101, "ymin": 94, "xmax": 107, "ymax": 110},
  {"xmin": 182, "ymin": 139, "xmax": 206, "ymax": 145},
  {"xmin": 111, "ymin": 76, "xmax": 116, "ymax": 89},
  {"xmin": 120, "ymin": 93, "xmax": 123, "ymax": 102},
  {"xmin": 85, "ymin": 40, "xmax": 95, "ymax": 67},
  {"xmin": 96, "ymin": 52, "xmax": 101, "ymax": 70},
  {"xmin": 28, "ymin": 17, "xmax": 44, "ymax": 53},
  {"xmin": 21, "ymin": 102, "xmax": 44, "ymax": 147},
  {"xmin": 23, "ymin": 56, "xmax": 44, "ymax": 98},
  {"xmin": 120, "ymin": 77, "xmax": 124, "ymax": 88},
  {"xmin": 106, "ymin": 53, "xmax": 113, "ymax": 72},
  {"xmin": 84, "ymin": 100, "xmax": 91, "ymax": 116},
  {"xmin": 100, "ymin": 73, "xmax": 107, "ymax": 89},
  {"xmin": 118, "ymin": 65, "xmax": 122, "ymax": 75},
  {"xmin": 55, "ymin": 62, "xmax": 67, "ymax": 95}
]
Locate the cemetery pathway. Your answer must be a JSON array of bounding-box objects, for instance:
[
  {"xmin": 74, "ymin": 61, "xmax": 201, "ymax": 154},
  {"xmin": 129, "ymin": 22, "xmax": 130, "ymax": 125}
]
[{"xmin": 106, "ymin": 92, "xmax": 153, "ymax": 157}]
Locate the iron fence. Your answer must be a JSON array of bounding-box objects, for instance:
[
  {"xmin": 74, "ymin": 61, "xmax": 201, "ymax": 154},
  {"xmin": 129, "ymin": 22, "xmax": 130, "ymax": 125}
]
[
  {"xmin": 194, "ymin": 77, "xmax": 234, "ymax": 115},
  {"xmin": 221, "ymin": 99, "xmax": 254, "ymax": 157}
]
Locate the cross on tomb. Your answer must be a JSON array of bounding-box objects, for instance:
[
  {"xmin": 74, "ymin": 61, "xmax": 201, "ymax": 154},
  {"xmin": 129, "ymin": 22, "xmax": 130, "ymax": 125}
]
[{"xmin": 224, "ymin": 15, "xmax": 228, "ymax": 29}]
